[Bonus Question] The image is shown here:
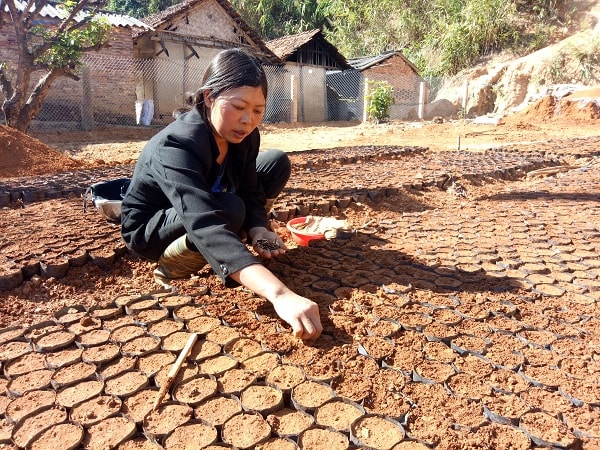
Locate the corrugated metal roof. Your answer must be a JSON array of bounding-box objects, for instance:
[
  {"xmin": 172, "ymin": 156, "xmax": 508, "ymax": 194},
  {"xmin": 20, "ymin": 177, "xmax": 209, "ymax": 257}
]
[
  {"xmin": 347, "ymin": 51, "xmax": 397, "ymax": 71},
  {"xmin": 12, "ymin": 0, "xmax": 151, "ymax": 29},
  {"xmin": 348, "ymin": 50, "xmax": 420, "ymax": 75}
]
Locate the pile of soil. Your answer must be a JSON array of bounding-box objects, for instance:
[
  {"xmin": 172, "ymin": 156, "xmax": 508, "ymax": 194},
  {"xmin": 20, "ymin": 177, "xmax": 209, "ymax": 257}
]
[{"xmin": 0, "ymin": 125, "xmax": 87, "ymax": 178}]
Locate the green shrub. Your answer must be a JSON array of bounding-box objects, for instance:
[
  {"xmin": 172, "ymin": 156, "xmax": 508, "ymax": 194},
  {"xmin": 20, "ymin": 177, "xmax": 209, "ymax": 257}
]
[{"xmin": 366, "ymin": 80, "xmax": 394, "ymax": 123}]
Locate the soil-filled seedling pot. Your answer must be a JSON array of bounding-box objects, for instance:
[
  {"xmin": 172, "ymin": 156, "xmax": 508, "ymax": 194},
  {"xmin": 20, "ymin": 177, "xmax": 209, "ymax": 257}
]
[
  {"xmin": 143, "ymin": 401, "xmax": 193, "ymax": 440},
  {"xmin": 0, "ymin": 265, "xmax": 23, "ymax": 291},
  {"xmin": 205, "ymin": 325, "xmax": 242, "ymax": 346},
  {"xmin": 162, "ymin": 330, "xmax": 196, "ymax": 352},
  {"xmin": 105, "ymin": 370, "xmax": 149, "ymax": 398},
  {"xmin": 314, "ymin": 397, "xmax": 365, "ymax": 433},
  {"xmin": 350, "ymin": 414, "xmax": 406, "ymax": 450},
  {"xmin": 67, "ymin": 315, "xmax": 102, "ymax": 336},
  {"xmin": 298, "ymin": 426, "xmax": 350, "ymax": 450},
  {"xmin": 3, "ymin": 351, "xmax": 46, "ymax": 378},
  {"xmin": 159, "ymin": 294, "xmax": 193, "ymax": 311},
  {"xmin": 154, "ymin": 359, "xmax": 199, "ymax": 388},
  {"xmin": 449, "ymin": 334, "xmax": 491, "ymax": 356},
  {"xmin": 7, "ymin": 368, "xmax": 53, "ymax": 396},
  {"xmin": 69, "ymin": 394, "xmax": 123, "ymax": 427},
  {"xmin": 172, "ymin": 305, "xmax": 205, "ymax": 322},
  {"xmin": 121, "ymin": 335, "xmax": 161, "ymax": 357},
  {"xmin": 518, "ymin": 411, "xmax": 577, "ymax": 448},
  {"xmin": 5, "ymin": 390, "xmax": 56, "ymax": 423},
  {"xmin": 54, "ymin": 305, "xmax": 87, "ymax": 325},
  {"xmin": 162, "ymin": 419, "xmax": 218, "ymax": 450},
  {"xmin": 28, "ymin": 422, "xmax": 84, "ymax": 450},
  {"xmin": 39, "ymin": 256, "xmax": 70, "ymax": 279},
  {"xmin": 266, "ymin": 407, "xmax": 315, "ymax": 438},
  {"xmin": 56, "ymin": 379, "xmax": 105, "ymax": 408},
  {"xmin": 109, "ymin": 324, "xmax": 147, "ymax": 344},
  {"xmin": 186, "ymin": 316, "xmax": 222, "ymax": 335},
  {"xmin": 99, "ymin": 356, "xmax": 137, "ymax": 381},
  {"xmin": 137, "ymin": 351, "xmax": 176, "ymax": 377},
  {"xmin": 256, "ymin": 436, "xmax": 299, "ymax": 450},
  {"xmin": 191, "ymin": 353, "xmax": 237, "ymax": 377},
  {"xmin": 0, "ymin": 325, "xmax": 25, "ymax": 345},
  {"xmin": 390, "ymin": 440, "xmax": 431, "ymax": 450},
  {"xmin": 44, "ymin": 347, "xmax": 83, "ymax": 369},
  {"xmin": 33, "ymin": 329, "xmax": 76, "ymax": 352},
  {"xmin": 223, "ymin": 337, "xmax": 263, "ymax": 362},
  {"xmin": 221, "ymin": 411, "xmax": 271, "ymax": 449},
  {"xmin": 194, "ymin": 394, "xmax": 243, "ymax": 428},
  {"xmin": 217, "ymin": 368, "xmax": 257, "ymax": 396},
  {"xmin": 11, "ymin": 405, "xmax": 68, "ymax": 449},
  {"xmin": 123, "ymin": 387, "xmax": 161, "ymax": 424},
  {"xmin": 126, "ymin": 297, "xmax": 161, "ymax": 315},
  {"xmin": 0, "ymin": 340, "xmax": 32, "ymax": 363},
  {"xmin": 75, "ymin": 328, "xmax": 111, "ymax": 348},
  {"xmin": 239, "ymin": 351, "xmax": 281, "ymax": 379},
  {"xmin": 265, "ymin": 364, "xmax": 306, "ymax": 395},
  {"xmin": 412, "ymin": 360, "xmax": 455, "ymax": 384},
  {"xmin": 173, "ymin": 375, "xmax": 218, "ymax": 406},
  {"xmin": 118, "ymin": 433, "xmax": 164, "ymax": 449},
  {"xmin": 366, "ymin": 318, "xmax": 402, "ymax": 338},
  {"xmin": 240, "ymin": 382, "xmax": 284, "ymax": 415},
  {"xmin": 358, "ymin": 336, "xmax": 394, "ymax": 362},
  {"xmin": 134, "ymin": 308, "xmax": 170, "ymax": 326},
  {"xmin": 81, "ymin": 342, "xmax": 121, "ymax": 365},
  {"xmin": 88, "ymin": 305, "xmax": 122, "ymax": 320},
  {"xmin": 50, "ymin": 361, "xmax": 97, "ymax": 389},
  {"xmin": 148, "ymin": 319, "xmax": 185, "ymax": 339},
  {"xmin": 291, "ymin": 380, "xmax": 335, "ymax": 413},
  {"xmin": 83, "ymin": 414, "xmax": 137, "ymax": 449},
  {"xmin": 23, "ymin": 321, "xmax": 61, "ymax": 342}
]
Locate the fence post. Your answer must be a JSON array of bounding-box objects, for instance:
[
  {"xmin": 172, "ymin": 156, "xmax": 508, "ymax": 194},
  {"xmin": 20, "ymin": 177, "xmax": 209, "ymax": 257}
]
[
  {"xmin": 81, "ymin": 67, "xmax": 94, "ymax": 131},
  {"xmin": 462, "ymin": 79, "xmax": 469, "ymax": 112},
  {"xmin": 362, "ymin": 78, "xmax": 370, "ymax": 122},
  {"xmin": 290, "ymin": 74, "xmax": 298, "ymax": 123},
  {"xmin": 418, "ymin": 81, "xmax": 426, "ymax": 120}
]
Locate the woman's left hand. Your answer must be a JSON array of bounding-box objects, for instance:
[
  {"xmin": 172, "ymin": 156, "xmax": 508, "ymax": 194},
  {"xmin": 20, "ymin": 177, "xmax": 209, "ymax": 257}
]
[{"xmin": 249, "ymin": 227, "xmax": 287, "ymax": 258}]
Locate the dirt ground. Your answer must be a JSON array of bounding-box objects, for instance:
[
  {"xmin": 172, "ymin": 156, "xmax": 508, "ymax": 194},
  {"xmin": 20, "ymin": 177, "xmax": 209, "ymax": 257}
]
[{"xmin": 0, "ymin": 91, "xmax": 600, "ymax": 449}]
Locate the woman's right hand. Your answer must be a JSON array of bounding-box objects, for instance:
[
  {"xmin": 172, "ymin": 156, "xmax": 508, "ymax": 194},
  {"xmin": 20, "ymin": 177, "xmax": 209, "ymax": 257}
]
[
  {"xmin": 269, "ymin": 291, "xmax": 323, "ymax": 340},
  {"xmin": 231, "ymin": 263, "xmax": 323, "ymax": 340}
]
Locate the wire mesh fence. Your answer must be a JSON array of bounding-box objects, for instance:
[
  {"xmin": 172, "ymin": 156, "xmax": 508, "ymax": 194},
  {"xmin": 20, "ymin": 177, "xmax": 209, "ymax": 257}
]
[{"xmin": 2, "ymin": 54, "xmax": 445, "ymax": 132}]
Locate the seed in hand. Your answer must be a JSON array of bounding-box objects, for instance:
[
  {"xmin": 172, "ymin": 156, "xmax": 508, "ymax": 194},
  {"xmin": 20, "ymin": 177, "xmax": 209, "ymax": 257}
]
[{"xmin": 255, "ymin": 238, "xmax": 280, "ymax": 250}]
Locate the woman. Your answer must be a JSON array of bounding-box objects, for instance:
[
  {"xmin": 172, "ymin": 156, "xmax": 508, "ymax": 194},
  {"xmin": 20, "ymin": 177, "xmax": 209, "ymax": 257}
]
[{"xmin": 121, "ymin": 48, "xmax": 322, "ymax": 340}]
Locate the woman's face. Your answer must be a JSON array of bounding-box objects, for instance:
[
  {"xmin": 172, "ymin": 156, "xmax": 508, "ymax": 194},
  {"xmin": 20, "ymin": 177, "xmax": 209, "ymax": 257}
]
[{"xmin": 205, "ymin": 86, "xmax": 265, "ymax": 145}]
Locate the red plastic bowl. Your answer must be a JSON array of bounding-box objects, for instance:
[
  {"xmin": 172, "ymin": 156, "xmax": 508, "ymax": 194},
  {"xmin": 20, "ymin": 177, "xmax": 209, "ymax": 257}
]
[{"xmin": 286, "ymin": 217, "xmax": 325, "ymax": 246}]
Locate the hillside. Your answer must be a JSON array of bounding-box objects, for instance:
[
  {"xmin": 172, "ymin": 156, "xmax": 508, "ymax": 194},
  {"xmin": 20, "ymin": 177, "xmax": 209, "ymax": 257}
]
[{"xmin": 434, "ymin": 0, "xmax": 600, "ymax": 117}]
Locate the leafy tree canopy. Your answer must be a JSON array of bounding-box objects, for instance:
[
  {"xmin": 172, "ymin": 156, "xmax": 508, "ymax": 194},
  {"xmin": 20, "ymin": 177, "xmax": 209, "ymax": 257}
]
[
  {"xmin": 0, "ymin": 0, "xmax": 112, "ymax": 132},
  {"xmin": 104, "ymin": 0, "xmax": 568, "ymax": 77}
]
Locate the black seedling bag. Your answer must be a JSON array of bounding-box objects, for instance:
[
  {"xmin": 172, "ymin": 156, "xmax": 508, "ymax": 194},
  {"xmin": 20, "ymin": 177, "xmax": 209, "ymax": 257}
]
[{"xmin": 83, "ymin": 177, "xmax": 131, "ymax": 223}]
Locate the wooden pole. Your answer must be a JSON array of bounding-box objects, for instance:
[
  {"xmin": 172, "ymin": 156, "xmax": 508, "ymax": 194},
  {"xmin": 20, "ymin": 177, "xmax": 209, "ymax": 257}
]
[{"xmin": 152, "ymin": 332, "xmax": 198, "ymax": 410}]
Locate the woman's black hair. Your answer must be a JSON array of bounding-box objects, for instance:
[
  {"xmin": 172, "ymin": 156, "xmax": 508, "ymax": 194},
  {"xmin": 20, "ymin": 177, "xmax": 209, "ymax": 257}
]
[{"xmin": 193, "ymin": 48, "xmax": 268, "ymax": 121}]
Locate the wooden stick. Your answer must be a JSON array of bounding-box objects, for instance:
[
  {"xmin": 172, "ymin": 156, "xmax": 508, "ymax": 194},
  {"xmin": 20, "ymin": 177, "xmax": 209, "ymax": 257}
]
[{"xmin": 152, "ymin": 332, "xmax": 198, "ymax": 410}]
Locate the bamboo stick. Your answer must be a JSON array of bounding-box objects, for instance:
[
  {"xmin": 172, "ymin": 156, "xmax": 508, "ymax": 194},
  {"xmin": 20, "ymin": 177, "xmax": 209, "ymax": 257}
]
[{"xmin": 152, "ymin": 332, "xmax": 198, "ymax": 410}]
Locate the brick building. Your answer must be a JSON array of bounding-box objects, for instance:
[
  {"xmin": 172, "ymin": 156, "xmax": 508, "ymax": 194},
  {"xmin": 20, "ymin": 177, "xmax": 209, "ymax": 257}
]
[{"xmin": 348, "ymin": 51, "xmax": 425, "ymax": 120}]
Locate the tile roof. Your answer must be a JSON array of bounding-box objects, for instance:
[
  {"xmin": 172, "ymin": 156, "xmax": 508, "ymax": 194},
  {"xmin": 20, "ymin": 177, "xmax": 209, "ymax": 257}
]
[
  {"xmin": 11, "ymin": 0, "xmax": 151, "ymax": 29},
  {"xmin": 266, "ymin": 29, "xmax": 351, "ymax": 70},
  {"xmin": 136, "ymin": 0, "xmax": 280, "ymax": 64}
]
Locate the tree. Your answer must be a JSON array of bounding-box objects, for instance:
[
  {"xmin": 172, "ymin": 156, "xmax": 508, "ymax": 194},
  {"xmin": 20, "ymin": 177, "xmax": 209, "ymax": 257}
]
[{"xmin": 0, "ymin": 0, "xmax": 112, "ymax": 133}]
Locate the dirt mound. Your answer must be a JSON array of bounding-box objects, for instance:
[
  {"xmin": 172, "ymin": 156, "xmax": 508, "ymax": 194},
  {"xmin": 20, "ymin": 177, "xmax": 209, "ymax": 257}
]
[
  {"xmin": 503, "ymin": 93, "xmax": 600, "ymax": 126},
  {"xmin": 0, "ymin": 125, "xmax": 87, "ymax": 179}
]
